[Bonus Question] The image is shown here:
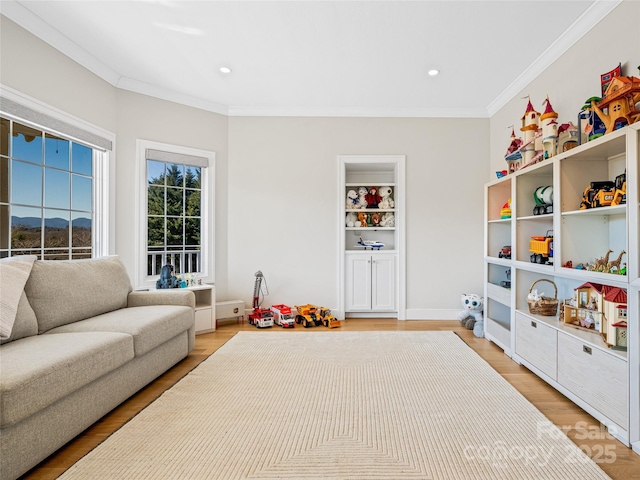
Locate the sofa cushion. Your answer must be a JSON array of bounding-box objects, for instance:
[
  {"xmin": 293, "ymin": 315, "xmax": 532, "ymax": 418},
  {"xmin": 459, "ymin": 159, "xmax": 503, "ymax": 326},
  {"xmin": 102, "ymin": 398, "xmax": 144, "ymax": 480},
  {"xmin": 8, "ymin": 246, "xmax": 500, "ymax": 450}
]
[
  {"xmin": 0, "ymin": 332, "xmax": 134, "ymax": 427},
  {"xmin": 25, "ymin": 256, "xmax": 133, "ymax": 333},
  {"xmin": 45, "ymin": 305, "xmax": 194, "ymax": 357},
  {"xmin": 0, "ymin": 292, "xmax": 38, "ymax": 345}
]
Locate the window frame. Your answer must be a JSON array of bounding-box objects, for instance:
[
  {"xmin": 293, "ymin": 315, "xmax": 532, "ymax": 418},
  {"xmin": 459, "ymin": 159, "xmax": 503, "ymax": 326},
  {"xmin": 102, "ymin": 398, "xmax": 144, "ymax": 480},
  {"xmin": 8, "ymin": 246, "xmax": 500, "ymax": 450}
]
[
  {"xmin": 136, "ymin": 139, "xmax": 215, "ymax": 289},
  {"xmin": 0, "ymin": 87, "xmax": 113, "ymax": 260}
]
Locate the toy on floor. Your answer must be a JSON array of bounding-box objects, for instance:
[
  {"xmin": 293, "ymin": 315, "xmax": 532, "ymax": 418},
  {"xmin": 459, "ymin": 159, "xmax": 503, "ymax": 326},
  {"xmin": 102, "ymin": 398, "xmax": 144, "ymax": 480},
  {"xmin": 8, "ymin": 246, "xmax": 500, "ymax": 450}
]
[
  {"xmin": 457, "ymin": 293, "xmax": 484, "ymax": 331},
  {"xmin": 248, "ymin": 270, "xmax": 274, "ymax": 328},
  {"xmin": 271, "ymin": 304, "xmax": 295, "ymax": 328},
  {"xmin": 319, "ymin": 307, "xmax": 341, "ymax": 328},
  {"xmin": 294, "ymin": 304, "xmax": 323, "ymax": 328}
]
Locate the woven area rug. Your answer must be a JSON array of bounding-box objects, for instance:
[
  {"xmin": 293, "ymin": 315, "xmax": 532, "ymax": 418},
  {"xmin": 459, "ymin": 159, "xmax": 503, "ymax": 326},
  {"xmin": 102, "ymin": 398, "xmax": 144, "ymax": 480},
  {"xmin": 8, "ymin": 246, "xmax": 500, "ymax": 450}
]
[{"xmin": 60, "ymin": 331, "xmax": 610, "ymax": 479}]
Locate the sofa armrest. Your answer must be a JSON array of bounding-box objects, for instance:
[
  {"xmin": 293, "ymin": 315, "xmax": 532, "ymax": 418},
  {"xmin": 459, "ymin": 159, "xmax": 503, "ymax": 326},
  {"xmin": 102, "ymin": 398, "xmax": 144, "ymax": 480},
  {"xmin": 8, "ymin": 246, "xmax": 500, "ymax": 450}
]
[{"xmin": 127, "ymin": 290, "xmax": 196, "ymax": 309}]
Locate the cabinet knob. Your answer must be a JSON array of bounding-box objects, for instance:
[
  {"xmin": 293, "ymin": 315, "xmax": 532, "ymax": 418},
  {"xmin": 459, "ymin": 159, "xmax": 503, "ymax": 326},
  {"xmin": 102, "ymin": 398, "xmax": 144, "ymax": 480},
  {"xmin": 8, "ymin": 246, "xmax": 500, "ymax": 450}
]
[
  {"xmin": 531, "ymin": 321, "xmax": 537, "ymax": 328},
  {"xmin": 583, "ymin": 345, "xmax": 592, "ymax": 355}
]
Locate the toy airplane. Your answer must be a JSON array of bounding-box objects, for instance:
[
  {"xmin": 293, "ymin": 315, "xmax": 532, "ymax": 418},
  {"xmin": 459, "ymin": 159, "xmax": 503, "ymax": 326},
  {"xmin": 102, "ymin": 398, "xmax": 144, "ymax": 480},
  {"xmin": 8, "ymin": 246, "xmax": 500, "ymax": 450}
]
[{"xmin": 355, "ymin": 237, "xmax": 385, "ymax": 250}]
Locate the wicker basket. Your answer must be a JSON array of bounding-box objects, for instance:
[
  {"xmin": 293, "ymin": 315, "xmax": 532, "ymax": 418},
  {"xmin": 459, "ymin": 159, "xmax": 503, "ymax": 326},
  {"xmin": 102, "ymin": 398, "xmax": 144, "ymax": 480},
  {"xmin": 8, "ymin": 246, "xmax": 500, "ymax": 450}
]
[{"xmin": 527, "ymin": 279, "xmax": 559, "ymax": 316}]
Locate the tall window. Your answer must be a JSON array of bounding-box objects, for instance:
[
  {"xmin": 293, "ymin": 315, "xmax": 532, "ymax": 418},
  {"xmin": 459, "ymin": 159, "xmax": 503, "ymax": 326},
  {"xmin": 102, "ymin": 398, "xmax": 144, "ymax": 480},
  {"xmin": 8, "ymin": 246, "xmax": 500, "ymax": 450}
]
[
  {"xmin": 147, "ymin": 159, "xmax": 202, "ymax": 275},
  {"xmin": 0, "ymin": 117, "xmax": 99, "ymax": 260},
  {"xmin": 137, "ymin": 140, "xmax": 214, "ymax": 288}
]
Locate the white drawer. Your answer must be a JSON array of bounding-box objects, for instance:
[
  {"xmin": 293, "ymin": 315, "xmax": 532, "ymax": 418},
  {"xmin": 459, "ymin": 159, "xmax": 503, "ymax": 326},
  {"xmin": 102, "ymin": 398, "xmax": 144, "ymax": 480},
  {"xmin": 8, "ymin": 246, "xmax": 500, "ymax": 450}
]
[
  {"xmin": 487, "ymin": 282, "xmax": 511, "ymax": 306},
  {"xmin": 558, "ymin": 332, "xmax": 627, "ymax": 428},
  {"xmin": 195, "ymin": 308, "xmax": 214, "ymax": 333},
  {"xmin": 515, "ymin": 312, "xmax": 557, "ymax": 380}
]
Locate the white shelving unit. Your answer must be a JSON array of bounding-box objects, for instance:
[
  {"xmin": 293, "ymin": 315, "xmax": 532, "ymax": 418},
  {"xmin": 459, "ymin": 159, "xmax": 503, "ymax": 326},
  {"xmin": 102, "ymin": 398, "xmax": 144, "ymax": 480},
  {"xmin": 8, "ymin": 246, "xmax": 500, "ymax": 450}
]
[
  {"xmin": 338, "ymin": 155, "xmax": 405, "ymax": 319},
  {"xmin": 154, "ymin": 284, "xmax": 215, "ymax": 334},
  {"xmin": 484, "ymin": 124, "xmax": 639, "ymax": 451}
]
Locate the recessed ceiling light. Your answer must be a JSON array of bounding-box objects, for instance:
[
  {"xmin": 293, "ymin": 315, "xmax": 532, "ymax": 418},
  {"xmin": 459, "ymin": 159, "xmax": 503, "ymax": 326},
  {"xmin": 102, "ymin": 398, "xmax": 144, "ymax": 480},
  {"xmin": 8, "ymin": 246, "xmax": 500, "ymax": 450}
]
[
  {"xmin": 220, "ymin": 67, "xmax": 232, "ymax": 74},
  {"xmin": 428, "ymin": 69, "xmax": 440, "ymax": 76}
]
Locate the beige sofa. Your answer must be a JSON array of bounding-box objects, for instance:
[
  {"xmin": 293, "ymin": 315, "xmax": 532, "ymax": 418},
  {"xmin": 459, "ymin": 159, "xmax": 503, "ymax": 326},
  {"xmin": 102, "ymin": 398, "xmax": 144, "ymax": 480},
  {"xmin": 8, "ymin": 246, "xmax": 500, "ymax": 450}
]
[{"xmin": 0, "ymin": 256, "xmax": 195, "ymax": 480}]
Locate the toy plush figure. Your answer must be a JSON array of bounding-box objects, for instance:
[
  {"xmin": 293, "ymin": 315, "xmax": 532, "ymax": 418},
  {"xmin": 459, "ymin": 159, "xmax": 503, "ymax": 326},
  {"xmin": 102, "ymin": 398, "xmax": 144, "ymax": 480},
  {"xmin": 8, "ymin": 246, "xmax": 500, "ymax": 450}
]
[
  {"xmin": 156, "ymin": 263, "xmax": 179, "ymax": 289},
  {"xmin": 379, "ymin": 186, "xmax": 395, "ymax": 209},
  {"xmin": 371, "ymin": 212, "xmax": 380, "ymax": 226},
  {"xmin": 380, "ymin": 212, "xmax": 395, "ymax": 227},
  {"xmin": 356, "ymin": 187, "xmax": 369, "ymax": 209},
  {"xmin": 345, "ymin": 212, "xmax": 357, "ymax": 227},
  {"xmin": 457, "ymin": 293, "xmax": 484, "ymax": 332},
  {"xmin": 357, "ymin": 212, "xmax": 368, "ymax": 227},
  {"xmin": 346, "ymin": 189, "xmax": 359, "ymax": 209},
  {"xmin": 365, "ymin": 187, "xmax": 381, "ymax": 208}
]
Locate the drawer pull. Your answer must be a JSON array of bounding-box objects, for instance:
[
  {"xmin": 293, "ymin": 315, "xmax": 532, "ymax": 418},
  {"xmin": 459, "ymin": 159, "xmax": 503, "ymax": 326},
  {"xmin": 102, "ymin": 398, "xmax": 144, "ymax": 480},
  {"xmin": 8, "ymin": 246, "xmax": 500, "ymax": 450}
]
[
  {"xmin": 583, "ymin": 346, "xmax": 592, "ymax": 355},
  {"xmin": 531, "ymin": 321, "xmax": 537, "ymax": 328}
]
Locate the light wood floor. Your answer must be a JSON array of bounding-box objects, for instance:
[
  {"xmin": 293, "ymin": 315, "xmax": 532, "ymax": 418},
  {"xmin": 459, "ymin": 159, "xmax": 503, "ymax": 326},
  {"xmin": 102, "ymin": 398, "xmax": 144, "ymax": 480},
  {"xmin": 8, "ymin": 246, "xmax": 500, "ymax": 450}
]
[{"xmin": 21, "ymin": 319, "xmax": 640, "ymax": 479}]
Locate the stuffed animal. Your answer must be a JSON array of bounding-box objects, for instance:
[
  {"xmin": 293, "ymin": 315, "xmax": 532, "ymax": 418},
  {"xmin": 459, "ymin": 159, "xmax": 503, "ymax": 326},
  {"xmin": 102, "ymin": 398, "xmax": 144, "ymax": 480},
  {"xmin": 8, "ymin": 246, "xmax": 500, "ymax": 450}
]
[
  {"xmin": 358, "ymin": 212, "xmax": 368, "ymax": 227},
  {"xmin": 346, "ymin": 189, "xmax": 359, "ymax": 209},
  {"xmin": 365, "ymin": 187, "xmax": 381, "ymax": 208},
  {"xmin": 345, "ymin": 212, "xmax": 357, "ymax": 227},
  {"xmin": 356, "ymin": 187, "xmax": 369, "ymax": 209},
  {"xmin": 457, "ymin": 293, "xmax": 484, "ymax": 331},
  {"xmin": 156, "ymin": 263, "xmax": 179, "ymax": 289},
  {"xmin": 473, "ymin": 319, "xmax": 485, "ymax": 338},
  {"xmin": 379, "ymin": 186, "xmax": 395, "ymax": 209},
  {"xmin": 371, "ymin": 212, "xmax": 380, "ymax": 226},
  {"xmin": 380, "ymin": 212, "xmax": 395, "ymax": 227}
]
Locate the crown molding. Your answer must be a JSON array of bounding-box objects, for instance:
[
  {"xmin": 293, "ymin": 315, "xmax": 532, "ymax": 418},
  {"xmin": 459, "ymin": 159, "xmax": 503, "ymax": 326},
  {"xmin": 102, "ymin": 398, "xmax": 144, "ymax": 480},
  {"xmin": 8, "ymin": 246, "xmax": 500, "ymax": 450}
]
[
  {"xmin": 486, "ymin": 0, "xmax": 622, "ymax": 117},
  {"xmin": 1, "ymin": 0, "xmax": 121, "ymax": 86},
  {"xmin": 3, "ymin": 0, "xmax": 622, "ymax": 119},
  {"xmin": 115, "ymin": 77, "xmax": 229, "ymax": 116}
]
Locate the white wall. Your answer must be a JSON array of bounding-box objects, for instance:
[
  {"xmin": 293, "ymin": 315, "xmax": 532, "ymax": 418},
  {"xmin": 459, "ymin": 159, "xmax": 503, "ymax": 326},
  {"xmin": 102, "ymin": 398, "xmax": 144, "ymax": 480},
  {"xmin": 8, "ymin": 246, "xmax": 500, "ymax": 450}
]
[
  {"xmin": 489, "ymin": 0, "xmax": 640, "ymax": 173},
  {"xmin": 0, "ymin": 17, "xmax": 117, "ymax": 132},
  {"xmin": 1, "ymin": 16, "xmax": 231, "ymax": 298},
  {"xmin": 114, "ymin": 90, "xmax": 229, "ymax": 297},
  {"xmin": 227, "ymin": 117, "xmax": 489, "ymax": 316}
]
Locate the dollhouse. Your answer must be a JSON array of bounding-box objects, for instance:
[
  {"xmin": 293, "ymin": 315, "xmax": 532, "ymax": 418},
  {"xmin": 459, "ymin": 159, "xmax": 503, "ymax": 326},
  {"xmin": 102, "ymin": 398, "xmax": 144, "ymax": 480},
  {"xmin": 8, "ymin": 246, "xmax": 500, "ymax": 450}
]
[
  {"xmin": 590, "ymin": 75, "xmax": 640, "ymax": 134},
  {"xmin": 563, "ymin": 282, "xmax": 628, "ymax": 349}
]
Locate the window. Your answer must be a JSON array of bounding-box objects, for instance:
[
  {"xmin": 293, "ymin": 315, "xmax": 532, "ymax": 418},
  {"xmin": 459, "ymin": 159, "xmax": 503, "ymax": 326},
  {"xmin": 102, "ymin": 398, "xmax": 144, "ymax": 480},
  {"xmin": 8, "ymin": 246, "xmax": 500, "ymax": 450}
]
[
  {"xmin": 0, "ymin": 116, "xmax": 106, "ymax": 259},
  {"xmin": 137, "ymin": 140, "xmax": 214, "ymax": 288}
]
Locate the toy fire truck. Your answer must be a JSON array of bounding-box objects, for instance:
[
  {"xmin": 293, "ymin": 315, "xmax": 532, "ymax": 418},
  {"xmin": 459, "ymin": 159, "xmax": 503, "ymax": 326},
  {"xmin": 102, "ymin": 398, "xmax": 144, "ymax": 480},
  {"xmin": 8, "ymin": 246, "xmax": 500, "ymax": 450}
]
[{"xmin": 248, "ymin": 270, "xmax": 274, "ymax": 328}]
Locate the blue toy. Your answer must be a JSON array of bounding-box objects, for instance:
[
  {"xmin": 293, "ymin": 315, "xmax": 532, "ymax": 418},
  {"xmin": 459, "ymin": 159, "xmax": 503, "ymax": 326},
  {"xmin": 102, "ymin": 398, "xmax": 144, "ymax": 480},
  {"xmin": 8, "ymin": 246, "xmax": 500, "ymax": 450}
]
[{"xmin": 156, "ymin": 263, "xmax": 179, "ymax": 289}]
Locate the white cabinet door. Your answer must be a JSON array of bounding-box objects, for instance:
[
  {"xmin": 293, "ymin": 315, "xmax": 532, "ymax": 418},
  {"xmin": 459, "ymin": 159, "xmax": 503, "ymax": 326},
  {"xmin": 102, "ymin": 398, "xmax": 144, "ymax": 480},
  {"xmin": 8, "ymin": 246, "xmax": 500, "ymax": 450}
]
[
  {"xmin": 372, "ymin": 254, "xmax": 396, "ymax": 311},
  {"xmin": 345, "ymin": 255, "xmax": 372, "ymax": 311}
]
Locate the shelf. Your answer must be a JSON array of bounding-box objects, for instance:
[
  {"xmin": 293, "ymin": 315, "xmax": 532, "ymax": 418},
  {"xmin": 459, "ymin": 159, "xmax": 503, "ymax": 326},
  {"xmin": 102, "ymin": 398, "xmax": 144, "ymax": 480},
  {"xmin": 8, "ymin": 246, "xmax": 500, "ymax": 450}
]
[
  {"xmin": 516, "ymin": 213, "xmax": 553, "ymax": 221},
  {"xmin": 486, "ymin": 124, "xmax": 638, "ymax": 448},
  {"xmin": 346, "ymin": 182, "xmax": 395, "ymax": 187},
  {"xmin": 346, "ymin": 208, "xmax": 395, "ymax": 213},
  {"xmin": 561, "ymin": 205, "xmax": 626, "ymax": 217},
  {"xmin": 346, "ymin": 227, "xmax": 395, "ymax": 231}
]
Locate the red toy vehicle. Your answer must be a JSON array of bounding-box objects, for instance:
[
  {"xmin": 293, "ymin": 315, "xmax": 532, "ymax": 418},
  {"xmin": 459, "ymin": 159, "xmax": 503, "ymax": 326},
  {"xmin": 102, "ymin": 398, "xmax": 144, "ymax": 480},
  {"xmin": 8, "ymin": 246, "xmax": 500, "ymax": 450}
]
[
  {"xmin": 498, "ymin": 246, "xmax": 511, "ymax": 259},
  {"xmin": 271, "ymin": 304, "xmax": 295, "ymax": 328},
  {"xmin": 248, "ymin": 271, "xmax": 273, "ymax": 328}
]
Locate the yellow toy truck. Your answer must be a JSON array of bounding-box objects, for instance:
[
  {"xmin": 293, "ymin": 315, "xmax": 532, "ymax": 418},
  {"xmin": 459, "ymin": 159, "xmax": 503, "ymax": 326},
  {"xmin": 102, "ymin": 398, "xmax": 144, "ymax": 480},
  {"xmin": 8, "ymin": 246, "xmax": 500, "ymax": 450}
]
[
  {"xmin": 530, "ymin": 230, "xmax": 553, "ymax": 265},
  {"xmin": 294, "ymin": 304, "xmax": 322, "ymax": 328},
  {"xmin": 319, "ymin": 307, "xmax": 341, "ymax": 328}
]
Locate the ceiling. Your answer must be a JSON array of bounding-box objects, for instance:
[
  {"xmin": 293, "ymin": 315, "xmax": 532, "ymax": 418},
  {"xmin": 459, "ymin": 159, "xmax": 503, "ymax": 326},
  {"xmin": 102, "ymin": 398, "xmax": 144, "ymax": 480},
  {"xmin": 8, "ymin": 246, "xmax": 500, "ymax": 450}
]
[{"xmin": 1, "ymin": 0, "xmax": 621, "ymax": 117}]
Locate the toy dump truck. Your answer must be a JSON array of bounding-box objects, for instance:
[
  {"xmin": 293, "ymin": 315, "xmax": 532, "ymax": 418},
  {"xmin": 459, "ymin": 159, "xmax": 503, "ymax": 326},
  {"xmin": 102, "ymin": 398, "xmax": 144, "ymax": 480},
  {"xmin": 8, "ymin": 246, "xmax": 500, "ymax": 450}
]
[
  {"xmin": 530, "ymin": 230, "xmax": 553, "ymax": 265},
  {"xmin": 294, "ymin": 304, "xmax": 322, "ymax": 328},
  {"xmin": 319, "ymin": 307, "xmax": 341, "ymax": 328},
  {"xmin": 271, "ymin": 304, "xmax": 295, "ymax": 328}
]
